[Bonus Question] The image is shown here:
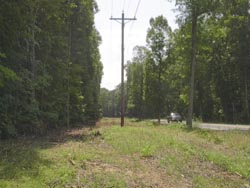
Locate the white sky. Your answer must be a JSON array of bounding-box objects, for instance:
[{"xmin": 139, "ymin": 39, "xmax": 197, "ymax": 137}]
[{"xmin": 95, "ymin": 0, "xmax": 178, "ymax": 90}]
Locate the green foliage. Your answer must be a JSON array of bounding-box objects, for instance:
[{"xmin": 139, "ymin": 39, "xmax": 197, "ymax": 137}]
[
  {"xmin": 126, "ymin": 46, "xmax": 147, "ymax": 119},
  {"xmin": 140, "ymin": 144, "xmax": 154, "ymax": 157},
  {"xmin": 123, "ymin": 0, "xmax": 250, "ymax": 125},
  {"xmin": 0, "ymin": 0, "xmax": 102, "ymax": 138},
  {"xmin": 100, "ymin": 88, "xmax": 118, "ymax": 117},
  {"xmin": 0, "ymin": 65, "xmax": 19, "ymax": 88}
]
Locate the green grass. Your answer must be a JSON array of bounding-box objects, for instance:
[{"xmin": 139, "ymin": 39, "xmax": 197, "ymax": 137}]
[{"xmin": 0, "ymin": 118, "xmax": 249, "ymax": 188}]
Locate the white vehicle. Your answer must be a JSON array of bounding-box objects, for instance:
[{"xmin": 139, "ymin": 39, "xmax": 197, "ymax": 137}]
[{"xmin": 167, "ymin": 112, "xmax": 182, "ymax": 123}]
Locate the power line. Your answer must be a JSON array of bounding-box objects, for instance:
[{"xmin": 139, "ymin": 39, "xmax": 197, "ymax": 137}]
[
  {"xmin": 124, "ymin": 0, "xmax": 141, "ymax": 66},
  {"xmin": 134, "ymin": 0, "xmax": 141, "ymax": 17},
  {"xmin": 124, "ymin": 21, "xmax": 135, "ymax": 63},
  {"xmin": 124, "ymin": 0, "xmax": 140, "ymax": 43}
]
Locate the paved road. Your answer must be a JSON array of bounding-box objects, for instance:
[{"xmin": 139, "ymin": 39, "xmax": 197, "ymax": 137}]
[
  {"xmin": 158, "ymin": 119, "xmax": 250, "ymax": 131},
  {"xmin": 197, "ymin": 123, "xmax": 250, "ymax": 131}
]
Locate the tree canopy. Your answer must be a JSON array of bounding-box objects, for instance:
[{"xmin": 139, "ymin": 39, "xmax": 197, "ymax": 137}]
[
  {"xmin": 0, "ymin": 0, "xmax": 103, "ymax": 138},
  {"xmin": 101, "ymin": 0, "xmax": 250, "ymax": 126}
]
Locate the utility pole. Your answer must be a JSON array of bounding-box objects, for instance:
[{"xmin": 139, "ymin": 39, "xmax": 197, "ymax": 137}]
[{"xmin": 110, "ymin": 12, "xmax": 136, "ymax": 127}]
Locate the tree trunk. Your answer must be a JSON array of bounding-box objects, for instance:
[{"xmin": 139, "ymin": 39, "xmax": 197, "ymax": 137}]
[
  {"xmin": 244, "ymin": 71, "xmax": 249, "ymax": 120},
  {"xmin": 187, "ymin": 6, "xmax": 198, "ymax": 129},
  {"xmin": 67, "ymin": 19, "xmax": 72, "ymax": 128},
  {"xmin": 30, "ymin": 6, "xmax": 39, "ymax": 99},
  {"xmin": 157, "ymin": 60, "xmax": 162, "ymax": 124},
  {"xmin": 31, "ymin": 27, "xmax": 35, "ymax": 86},
  {"xmin": 139, "ymin": 64, "xmax": 144, "ymax": 121}
]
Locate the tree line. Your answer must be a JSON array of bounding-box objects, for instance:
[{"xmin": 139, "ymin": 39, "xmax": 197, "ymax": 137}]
[
  {"xmin": 0, "ymin": 0, "xmax": 103, "ymax": 138},
  {"xmin": 100, "ymin": 0, "xmax": 250, "ymax": 125}
]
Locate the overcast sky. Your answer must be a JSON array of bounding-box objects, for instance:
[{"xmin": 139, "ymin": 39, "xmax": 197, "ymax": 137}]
[{"xmin": 95, "ymin": 0, "xmax": 178, "ymax": 90}]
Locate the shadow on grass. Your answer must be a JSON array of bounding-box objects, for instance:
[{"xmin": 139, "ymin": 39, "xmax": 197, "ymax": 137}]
[
  {"xmin": 0, "ymin": 139, "xmax": 53, "ymax": 181},
  {"xmin": 0, "ymin": 126, "xmax": 101, "ymax": 183},
  {"xmin": 42, "ymin": 126, "xmax": 102, "ymax": 143}
]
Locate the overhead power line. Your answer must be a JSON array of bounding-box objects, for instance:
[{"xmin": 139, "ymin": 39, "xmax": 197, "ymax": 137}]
[
  {"xmin": 124, "ymin": 0, "xmax": 142, "ymax": 69},
  {"xmin": 134, "ymin": 0, "xmax": 141, "ymax": 17}
]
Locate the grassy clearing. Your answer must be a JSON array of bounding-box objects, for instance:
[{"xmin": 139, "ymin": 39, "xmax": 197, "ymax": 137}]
[{"xmin": 0, "ymin": 118, "xmax": 249, "ymax": 188}]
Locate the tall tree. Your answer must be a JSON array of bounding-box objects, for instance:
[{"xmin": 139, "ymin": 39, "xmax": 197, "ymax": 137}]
[
  {"xmin": 146, "ymin": 16, "xmax": 172, "ymax": 123},
  {"xmin": 0, "ymin": 0, "xmax": 102, "ymax": 138},
  {"xmin": 126, "ymin": 46, "xmax": 147, "ymax": 119},
  {"xmin": 174, "ymin": 0, "xmax": 218, "ymax": 128}
]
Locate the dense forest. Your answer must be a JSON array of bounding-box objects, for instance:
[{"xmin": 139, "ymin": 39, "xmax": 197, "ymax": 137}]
[
  {"xmin": 1, "ymin": 0, "xmax": 250, "ymax": 138},
  {"xmin": 0, "ymin": 0, "xmax": 103, "ymax": 138},
  {"xmin": 101, "ymin": 0, "xmax": 250, "ymax": 125}
]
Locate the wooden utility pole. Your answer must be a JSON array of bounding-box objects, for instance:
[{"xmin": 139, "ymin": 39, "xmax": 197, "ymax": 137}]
[{"xmin": 110, "ymin": 12, "xmax": 136, "ymax": 127}]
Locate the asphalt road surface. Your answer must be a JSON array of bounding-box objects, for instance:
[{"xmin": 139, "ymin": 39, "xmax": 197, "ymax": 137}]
[
  {"xmin": 159, "ymin": 120, "xmax": 250, "ymax": 131},
  {"xmin": 197, "ymin": 123, "xmax": 250, "ymax": 131}
]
